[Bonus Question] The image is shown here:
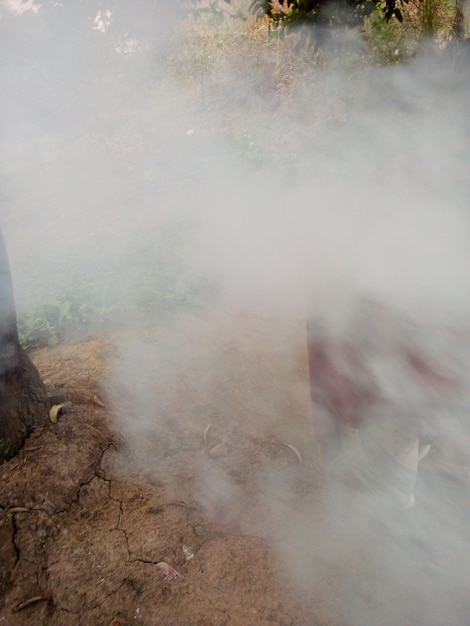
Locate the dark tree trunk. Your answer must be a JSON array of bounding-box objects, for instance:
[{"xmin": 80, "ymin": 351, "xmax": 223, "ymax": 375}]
[{"xmin": 0, "ymin": 229, "xmax": 49, "ymax": 461}]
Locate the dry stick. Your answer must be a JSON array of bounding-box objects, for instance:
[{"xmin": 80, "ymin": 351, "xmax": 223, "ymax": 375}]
[
  {"xmin": 165, "ymin": 501, "xmax": 197, "ymax": 511},
  {"xmin": 14, "ymin": 596, "xmax": 48, "ymax": 612}
]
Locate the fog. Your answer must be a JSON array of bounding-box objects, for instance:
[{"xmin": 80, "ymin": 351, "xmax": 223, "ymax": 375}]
[{"xmin": 2, "ymin": 1, "xmax": 470, "ymax": 624}]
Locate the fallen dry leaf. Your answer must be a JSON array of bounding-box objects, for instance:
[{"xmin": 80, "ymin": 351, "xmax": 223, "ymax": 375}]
[
  {"xmin": 93, "ymin": 394, "xmax": 105, "ymax": 407},
  {"xmin": 156, "ymin": 561, "xmax": 182, "ymax": 580},
  {"xmin": 203, "ymin": 422, "xmax": 211, "ymax": 443},
  {"xmin": 49, "ymin": 403, "xmax": 65, "ymax": 423},
  {"xmin": 282, "ymin": 442, "xmax": 302, "ymax": 464},
  {"xmin": 208, "ymin": 442, "xmax": 230, "ymax": 458}
]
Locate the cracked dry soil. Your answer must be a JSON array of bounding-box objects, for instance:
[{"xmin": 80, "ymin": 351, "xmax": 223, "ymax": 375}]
[{"xmin": 0, "ymin": 315, "xmax": 345, "ymax": 626}]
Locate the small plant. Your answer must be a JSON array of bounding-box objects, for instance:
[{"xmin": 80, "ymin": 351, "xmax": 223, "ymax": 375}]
[
  {"xmin": 17, "ymin": 298, "xmax": 74, "ymax": 349},
  {"xmin": 17, "ymin": 285, "xmax": 114, "ymax": 350}
]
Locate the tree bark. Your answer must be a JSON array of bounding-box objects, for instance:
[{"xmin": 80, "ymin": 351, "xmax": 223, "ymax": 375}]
[{"xmin": 0, "ymin": 229, "xmax": 49, "ymax": 461}]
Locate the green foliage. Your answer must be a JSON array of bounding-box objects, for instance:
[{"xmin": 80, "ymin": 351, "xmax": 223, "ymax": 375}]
[
  {"xmin": 364, "ymin": 3, "xmax": 414, "ymax": 62},
  {"xmin": 417, "ymin": 0, "xmax": 457, "ymax": 36},
  {"xmin": 16, "ymin": 279, "xmax": 117, "ymax": 350},
  {"xmin": 18, "ymin": 297, "xmax": 84, "ymax": 350},
  {"xmin": 218, "ymin": 0, "xmax": 465, "ymax": 43},
  {"xmin": 247, "ymin": 0, "xmax": 404, "ymax": 28}
]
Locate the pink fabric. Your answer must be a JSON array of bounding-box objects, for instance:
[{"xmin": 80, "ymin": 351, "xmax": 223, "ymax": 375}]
[{"xmin": 306, "ymin": 317, "xmax": 457, "ymax": 461}]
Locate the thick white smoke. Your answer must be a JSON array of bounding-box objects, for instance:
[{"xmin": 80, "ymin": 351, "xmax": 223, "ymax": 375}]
[{"xmin": 2, "ymin": 2, "xmax": 470, "ymax": 624}]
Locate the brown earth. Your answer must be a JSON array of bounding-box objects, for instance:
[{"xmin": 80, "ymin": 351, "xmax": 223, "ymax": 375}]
[
  {"xmin": 0, "ymin": 312, "xmax": 469, "ymax": 626},
  {"xmin": 0, "ymin": 314, "xmax": 328, "ymax": 626}
]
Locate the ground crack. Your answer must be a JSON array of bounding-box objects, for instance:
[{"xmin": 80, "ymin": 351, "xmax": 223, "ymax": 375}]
[
  {"xmin": 112, "ymin": 490, "xmax": 130, "ymax": 559},
  {"xmin": 90, "ymin": 577, "xmax": 128, "ymax": 611},
  {"xmin": 132, "ymin": 557, "xmax": 159, "ymax": 564},
  {"xmin": 49, "ymin": 472, "xmax": 97, "ymax": 517},
  {"xmin": 94, "ymin": 444, "xmax": 131, "ymax": 560},
  {"xmin": 48, "ymin": 442, "xmax": 115, "ymax": 517}
]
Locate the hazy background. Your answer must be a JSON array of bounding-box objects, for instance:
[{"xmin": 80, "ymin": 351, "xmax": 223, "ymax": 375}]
[
  {"xmin": 1, "ymin": 1, "xmax": 470, "ymax": 624},
  {"xmin": 2, "ymin": 2, "xmax": 469, "ymax": 325}
]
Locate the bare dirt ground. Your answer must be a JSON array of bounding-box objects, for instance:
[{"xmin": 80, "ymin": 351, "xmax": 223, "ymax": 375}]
[
  {"xmin": 1, "ymin": 311, "xmax": 470, "ymax": 625},
  {"xmin": 0, "ymin": 313, "xmax": 337, "ymax": 626}
]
